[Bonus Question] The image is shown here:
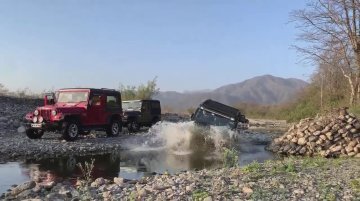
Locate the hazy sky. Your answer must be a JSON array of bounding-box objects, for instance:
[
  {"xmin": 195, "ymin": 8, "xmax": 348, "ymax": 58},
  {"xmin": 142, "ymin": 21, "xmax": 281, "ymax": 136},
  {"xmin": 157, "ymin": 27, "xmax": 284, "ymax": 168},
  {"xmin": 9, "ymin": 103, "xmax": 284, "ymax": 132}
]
[{"xmin": 0, "ymin": 0, "xmax": 314, "ymax": 93}]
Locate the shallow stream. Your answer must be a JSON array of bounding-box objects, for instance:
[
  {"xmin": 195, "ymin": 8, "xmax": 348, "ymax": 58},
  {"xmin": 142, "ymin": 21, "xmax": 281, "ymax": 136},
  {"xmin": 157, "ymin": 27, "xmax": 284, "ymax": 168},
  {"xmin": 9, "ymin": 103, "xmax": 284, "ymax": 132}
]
[{"xmin": 0, "ymin": 122, "xmax": 276, "ymax": 194}]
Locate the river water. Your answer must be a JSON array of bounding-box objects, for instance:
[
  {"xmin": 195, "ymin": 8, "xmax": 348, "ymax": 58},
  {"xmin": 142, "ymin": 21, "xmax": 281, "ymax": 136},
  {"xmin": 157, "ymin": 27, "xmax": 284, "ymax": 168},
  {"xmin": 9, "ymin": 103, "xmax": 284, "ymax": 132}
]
[{"xmin": 0, "ymin": 122, "xmax": 276, "ymax": 194}]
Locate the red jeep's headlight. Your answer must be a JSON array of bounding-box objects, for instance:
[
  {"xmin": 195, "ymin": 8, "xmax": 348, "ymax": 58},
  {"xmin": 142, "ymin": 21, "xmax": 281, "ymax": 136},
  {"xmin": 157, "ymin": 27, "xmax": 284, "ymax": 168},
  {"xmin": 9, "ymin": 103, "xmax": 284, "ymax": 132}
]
[
  {"xmin": 38, "ymin": 116, "xmax": 44, "ymax": 123},
  {"xmin": 51, "ymin": 110, "xmax": 57, "ymax": 116},
  {"xmin": 34, "ymin": 110, "xmax": 39, "ymax": 116}
]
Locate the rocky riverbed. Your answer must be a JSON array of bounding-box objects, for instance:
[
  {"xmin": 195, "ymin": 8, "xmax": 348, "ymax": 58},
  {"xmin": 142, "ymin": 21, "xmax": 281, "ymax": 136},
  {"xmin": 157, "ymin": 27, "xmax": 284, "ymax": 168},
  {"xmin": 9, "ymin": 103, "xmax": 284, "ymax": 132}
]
[
  {"xmin": 0, "ymin": 132, "xmax": 126, "ymax": 163},
  {"xmin": 2, "ymin": 157, "xmax": 360, "ymax": 200}
]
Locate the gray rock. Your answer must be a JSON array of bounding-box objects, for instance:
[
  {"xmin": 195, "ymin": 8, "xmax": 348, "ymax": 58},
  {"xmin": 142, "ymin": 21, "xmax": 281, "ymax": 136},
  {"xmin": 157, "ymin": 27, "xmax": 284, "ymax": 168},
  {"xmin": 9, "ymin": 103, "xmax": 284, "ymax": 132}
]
[
  {"xmin": 114, "ymin": 177, "xmax": 124, "ymax": 186},
  {"xmin": 297, "ymin": 138, "xmax": 307, "ymax": 146},
  {"xmin": 242, "ymin": 186, "xmax": 253, "ymax": 195},
  {"xmin": 0, "ymin": 117, "xmax": 8, "ymax": 122},
  {"xmin": 10, "ymin": 181, "xmax": 36, "ymax": 196},
  {"xmin": 102, "ymin": 191, "xmax": 111, "ymax": 199},
  {"xmin": 17, "ymin": 126, "xmax": 26, "ymax": 133},
  {"xmin": 46, "ymin": 192, "xmax": 68, "ymax": 201},
  {"xmin": 204, "ymin": 196, "xmax": 213, "ymax": 201},
  {"xmin": 16, "ymin": 189, "xmax": 32, "ymax": 198},
  {"xmin": 137, "ymin": 188, "xmax": 147, "ymax": 197}
]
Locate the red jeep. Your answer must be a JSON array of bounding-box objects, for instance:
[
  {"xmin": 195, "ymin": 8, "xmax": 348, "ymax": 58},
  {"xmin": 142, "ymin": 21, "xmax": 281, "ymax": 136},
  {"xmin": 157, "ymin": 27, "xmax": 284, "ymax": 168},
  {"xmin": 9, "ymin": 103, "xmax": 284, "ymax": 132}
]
[{"xmin": 24, "ymin": 88, "xmax": 122, "ymax": 141}]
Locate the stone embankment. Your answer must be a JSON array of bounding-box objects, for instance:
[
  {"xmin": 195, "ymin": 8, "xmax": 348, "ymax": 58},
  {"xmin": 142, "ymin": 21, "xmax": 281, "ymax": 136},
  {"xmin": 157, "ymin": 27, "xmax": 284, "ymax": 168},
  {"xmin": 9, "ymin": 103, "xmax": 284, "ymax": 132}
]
[{"xmin": 269, "ymin": 108, "xmax": 360, "ymax": 157}]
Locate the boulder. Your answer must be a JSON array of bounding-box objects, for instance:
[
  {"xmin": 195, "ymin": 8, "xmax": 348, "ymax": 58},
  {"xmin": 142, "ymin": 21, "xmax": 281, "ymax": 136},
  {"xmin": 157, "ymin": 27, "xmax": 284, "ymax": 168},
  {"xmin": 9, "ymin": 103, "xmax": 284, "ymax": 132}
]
[
  {"xmin": 10, "ymin": 181, "xmax": 36, "ymax": 196},
  {"xmin": 297, "ymin": 138, "xmax": 307, "ymax": 146}
]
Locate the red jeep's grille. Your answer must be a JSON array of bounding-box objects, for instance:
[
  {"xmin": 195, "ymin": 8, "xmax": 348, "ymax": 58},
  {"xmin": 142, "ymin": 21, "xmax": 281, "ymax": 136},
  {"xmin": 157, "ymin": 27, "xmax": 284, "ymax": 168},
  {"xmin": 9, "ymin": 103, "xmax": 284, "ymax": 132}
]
[{"xmin": 40, "ymin": 110, "xmax": 52, "ymax": 121}]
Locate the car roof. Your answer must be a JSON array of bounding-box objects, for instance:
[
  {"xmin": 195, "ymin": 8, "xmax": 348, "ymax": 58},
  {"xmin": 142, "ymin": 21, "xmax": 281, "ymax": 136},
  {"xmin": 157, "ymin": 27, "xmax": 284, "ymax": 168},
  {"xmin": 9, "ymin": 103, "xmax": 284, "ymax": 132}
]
[
  {"xmin": 200, "ymin": 99, "xmax": 241, "ymax": 118},
  {"xmin": 58, "ymin": 88, "xmax": 120, "ymax": 95},
  {"xmin": 122, "ymin": 99, "xmax": 159, "ymax": 102}
]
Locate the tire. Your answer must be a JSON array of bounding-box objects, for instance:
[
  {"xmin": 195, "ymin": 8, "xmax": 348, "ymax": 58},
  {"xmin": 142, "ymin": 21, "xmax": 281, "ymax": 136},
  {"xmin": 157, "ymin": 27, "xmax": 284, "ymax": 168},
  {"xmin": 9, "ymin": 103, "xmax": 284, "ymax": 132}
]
[
  {"xmin": 127, "ymin": 120, "xmax": 140, "ymax": 133},
  {"xmin": 152, "ymin": 117, "xmax": 160, "ymax": 125},
  {"xmin": 107, "ymin": 120, "xmax": 122, "ymax": 137},
  {"xmin": 62, "ymin": 121, "xmax": 80, "ymax": 141},
  {"xmin": 26, "ymin": 129, "xmax": 44, "ymax": 139},
  {"xmin": 64, "ymin": 156, "xmax": 77, "ymax": 172}
]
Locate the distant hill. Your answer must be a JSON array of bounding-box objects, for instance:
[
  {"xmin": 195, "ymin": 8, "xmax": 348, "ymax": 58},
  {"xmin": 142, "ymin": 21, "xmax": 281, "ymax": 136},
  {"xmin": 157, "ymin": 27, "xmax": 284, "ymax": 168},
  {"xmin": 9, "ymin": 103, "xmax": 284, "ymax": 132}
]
[{"xmin": 154, "ymin": 75, "xmax": 308, "ymax": 112}]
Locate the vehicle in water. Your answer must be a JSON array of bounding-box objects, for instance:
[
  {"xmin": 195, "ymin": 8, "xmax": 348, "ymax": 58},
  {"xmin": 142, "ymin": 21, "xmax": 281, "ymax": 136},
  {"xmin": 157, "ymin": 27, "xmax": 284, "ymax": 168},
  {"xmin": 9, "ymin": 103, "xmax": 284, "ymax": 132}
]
[
  {"xmin": 24, "ymin": 88, "xmax": 122, "ymax": 141},
  {"xmin": 122, "ymin": 100, "xmax": 161, "ymax": 132},
  {"xmin": 191, "ymin": 99, "xmax": 248, "ymax": 130}
]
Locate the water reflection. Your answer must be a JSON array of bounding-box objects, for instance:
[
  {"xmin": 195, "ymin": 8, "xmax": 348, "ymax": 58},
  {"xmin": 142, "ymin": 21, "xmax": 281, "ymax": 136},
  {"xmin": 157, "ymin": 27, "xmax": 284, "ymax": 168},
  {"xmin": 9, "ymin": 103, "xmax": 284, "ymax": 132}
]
[
  {"xmin": 17, "ymin": 143, "xmax": 272, "ymax": 183},
  {"xmin": 0, "ymin": 139, "xmax": 275, "ymax": 194},
  {"xmin": 22, "ymin": 153, "xmax": 121, "ymax": 182}
]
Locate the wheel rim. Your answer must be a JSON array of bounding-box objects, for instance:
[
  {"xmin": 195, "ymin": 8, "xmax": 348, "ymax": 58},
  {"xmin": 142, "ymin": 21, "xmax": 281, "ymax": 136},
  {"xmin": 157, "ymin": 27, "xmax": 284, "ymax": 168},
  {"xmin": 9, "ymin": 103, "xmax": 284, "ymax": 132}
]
[
  {"xmin": 112, "ymin": 123, "xmax": 119, "ymax": 134},
  {"xmin": 66, "ymin": 156, "xmax": 77, "ymax": 171},
  {"xmin": 132, "ymin": 122, "xmax": 138, "ymax": 130},
  {"xmin": 69, "ymin": 124, "xmax": 78, "ymax": 138}
]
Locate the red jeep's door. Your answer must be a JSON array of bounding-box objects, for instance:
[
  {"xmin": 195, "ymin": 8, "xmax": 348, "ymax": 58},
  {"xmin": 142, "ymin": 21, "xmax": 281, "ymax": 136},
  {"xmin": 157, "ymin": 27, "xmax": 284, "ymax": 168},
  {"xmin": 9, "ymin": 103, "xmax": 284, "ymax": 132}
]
[{"xmin": 85, "ymin": 94, "xmax": 106, "ymax": 125}]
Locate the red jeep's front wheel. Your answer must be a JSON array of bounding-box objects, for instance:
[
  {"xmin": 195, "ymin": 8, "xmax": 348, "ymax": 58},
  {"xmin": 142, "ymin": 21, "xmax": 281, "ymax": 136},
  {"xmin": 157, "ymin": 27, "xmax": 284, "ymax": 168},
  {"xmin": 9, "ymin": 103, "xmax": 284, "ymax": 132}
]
[
  {"xmin": 107, "ymin": 120, "xmax": 121, "ymax": 137},
  {"xmin": 62, "ymin": 121, "xmax": 80, "ymax": 141},
  {"xmin": 26, "ymin": 129, "xmax": 44, "ymax": 139}
]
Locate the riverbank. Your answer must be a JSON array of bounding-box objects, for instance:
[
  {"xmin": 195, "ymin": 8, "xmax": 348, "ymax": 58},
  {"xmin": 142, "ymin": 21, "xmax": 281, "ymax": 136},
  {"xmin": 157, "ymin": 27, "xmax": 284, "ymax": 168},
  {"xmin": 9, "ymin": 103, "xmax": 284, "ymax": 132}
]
[
  {"xmin": 2, "ymin": 157, "xmax": 359, "ymax": 200},
  {"xmin": 0, "ymin": 132, "xmax": 126, "ymax": 163}
]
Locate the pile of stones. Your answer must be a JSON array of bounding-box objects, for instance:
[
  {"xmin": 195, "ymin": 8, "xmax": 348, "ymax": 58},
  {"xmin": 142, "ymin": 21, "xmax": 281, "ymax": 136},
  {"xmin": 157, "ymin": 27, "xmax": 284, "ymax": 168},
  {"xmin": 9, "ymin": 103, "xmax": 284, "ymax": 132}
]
[{"xmin": 269, "ymin": 108, "xmax": 360, "ymax": 157}]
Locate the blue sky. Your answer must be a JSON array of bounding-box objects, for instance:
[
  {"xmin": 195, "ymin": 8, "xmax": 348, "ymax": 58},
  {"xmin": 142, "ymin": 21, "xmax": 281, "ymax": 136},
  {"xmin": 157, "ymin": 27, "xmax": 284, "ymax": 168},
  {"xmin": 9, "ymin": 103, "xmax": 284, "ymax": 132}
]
[{"xmin": 0, "ymin": 0, "xmax": 313, "ymax": 93}]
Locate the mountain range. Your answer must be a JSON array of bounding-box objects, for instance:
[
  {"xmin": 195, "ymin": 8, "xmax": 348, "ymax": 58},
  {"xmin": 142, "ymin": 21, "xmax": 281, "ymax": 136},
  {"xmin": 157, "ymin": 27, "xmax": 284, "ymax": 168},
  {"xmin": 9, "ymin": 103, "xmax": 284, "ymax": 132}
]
[{"xmin": 154, "ymin": 75, "xmax": 308, "ymax": 112}]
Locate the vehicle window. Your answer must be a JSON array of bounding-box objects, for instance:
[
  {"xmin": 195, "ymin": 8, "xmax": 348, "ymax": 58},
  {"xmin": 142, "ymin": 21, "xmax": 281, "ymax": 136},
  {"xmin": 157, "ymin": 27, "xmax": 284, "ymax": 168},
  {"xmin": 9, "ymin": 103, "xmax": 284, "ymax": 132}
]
[
  {"xmin": 141, "ymin": 102, "xmax": 147, "ymax": 111},
  {"xmin": 151, "ymin": 102, "xmax": 160, "ymax": 109},
  {"xmin": 194, "ymin": 108, "xmax": 234, "ymax": 128},
  {"xmin": 123, "ymin": 101, "xmax": 142, "ymax": 110},
  {"xmin": 106, "ymin": 96, "xmax": 119, "ymax": 108},
  {"xmin": 57, "ymin": 92, "xmax": 89, "ymax": 103},
  {"xmin": 91, "ymin": 95, "xmax": 101, "ymax": 106}
]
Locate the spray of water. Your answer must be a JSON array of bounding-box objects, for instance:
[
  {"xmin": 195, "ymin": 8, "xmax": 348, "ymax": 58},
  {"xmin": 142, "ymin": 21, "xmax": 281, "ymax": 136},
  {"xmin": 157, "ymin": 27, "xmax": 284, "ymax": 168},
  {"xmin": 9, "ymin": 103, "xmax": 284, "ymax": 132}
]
[{"xmin": 148, "ymin": 121, "xmax": 238, "ymax": 153}]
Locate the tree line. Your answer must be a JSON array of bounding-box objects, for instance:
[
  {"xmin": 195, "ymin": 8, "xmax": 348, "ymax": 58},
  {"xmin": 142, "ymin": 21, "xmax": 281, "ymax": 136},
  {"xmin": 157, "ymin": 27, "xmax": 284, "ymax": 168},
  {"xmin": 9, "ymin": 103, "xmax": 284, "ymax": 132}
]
[
  {"xmin": 235, "ymin": 0, "xmax": 360, "ymax": 122},
  {"xmin": 0, "ymin": 77, "xmax": 160, "ymax": 100}
]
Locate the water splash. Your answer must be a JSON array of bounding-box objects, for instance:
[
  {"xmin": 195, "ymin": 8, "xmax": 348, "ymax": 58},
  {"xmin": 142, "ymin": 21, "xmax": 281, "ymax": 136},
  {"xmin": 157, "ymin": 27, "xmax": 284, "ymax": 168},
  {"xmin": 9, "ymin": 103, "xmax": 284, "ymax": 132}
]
[{"xmin": 148, "ymin": 121, "xmax": 238, "ymax": 153}]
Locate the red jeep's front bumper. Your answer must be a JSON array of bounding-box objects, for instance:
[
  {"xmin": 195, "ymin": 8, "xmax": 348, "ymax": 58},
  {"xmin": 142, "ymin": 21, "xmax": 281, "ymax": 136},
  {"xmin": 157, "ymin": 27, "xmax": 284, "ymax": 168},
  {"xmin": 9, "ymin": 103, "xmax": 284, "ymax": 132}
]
[{"xmin": 24, "ymin": 120, "xmax": 63, "ymax": 132}]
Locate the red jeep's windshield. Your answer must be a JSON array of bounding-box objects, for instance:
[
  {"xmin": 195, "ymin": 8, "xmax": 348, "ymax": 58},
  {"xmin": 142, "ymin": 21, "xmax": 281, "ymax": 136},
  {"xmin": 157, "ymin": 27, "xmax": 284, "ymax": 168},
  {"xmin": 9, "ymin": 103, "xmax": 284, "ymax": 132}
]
[{"xmin": 57, "ymin": 91, "xmax": 89, "ymax": 103}]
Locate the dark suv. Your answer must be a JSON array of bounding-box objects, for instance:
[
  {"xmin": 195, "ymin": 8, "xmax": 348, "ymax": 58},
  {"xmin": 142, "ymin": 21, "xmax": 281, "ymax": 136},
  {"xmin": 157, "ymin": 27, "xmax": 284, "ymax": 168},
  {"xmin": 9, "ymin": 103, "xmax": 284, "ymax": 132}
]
[
  {"xmin": 191, "ymin": 99, "xmax": 248, "ymax": 130},
  {"xmin": 122, "ymin": 100, "xmax": 161, "ymax": 132},
  {"xmin": 24, "ymin": 88, "xmax": 122, "ymax": 141}
]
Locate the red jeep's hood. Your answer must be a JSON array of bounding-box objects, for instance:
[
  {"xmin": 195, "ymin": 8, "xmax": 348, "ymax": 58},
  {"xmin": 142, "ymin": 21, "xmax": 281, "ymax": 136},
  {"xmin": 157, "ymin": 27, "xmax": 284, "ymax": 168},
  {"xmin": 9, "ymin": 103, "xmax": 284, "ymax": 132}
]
[{"xmin": 37, "ymin": 102, "xmax": 87, "ymax": 114}]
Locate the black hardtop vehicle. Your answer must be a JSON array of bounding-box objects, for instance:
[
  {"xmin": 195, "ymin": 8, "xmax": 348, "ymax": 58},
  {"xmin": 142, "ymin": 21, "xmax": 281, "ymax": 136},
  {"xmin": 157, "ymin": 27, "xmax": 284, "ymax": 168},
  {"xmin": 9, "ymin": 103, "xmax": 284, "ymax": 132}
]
[
  {"xmin": 191, "ymin": 99, "xmax": 248, "ymax": 129},
  {"xmin": 122, "ymin": 99, "xmax": 161, "ymax": 132}
]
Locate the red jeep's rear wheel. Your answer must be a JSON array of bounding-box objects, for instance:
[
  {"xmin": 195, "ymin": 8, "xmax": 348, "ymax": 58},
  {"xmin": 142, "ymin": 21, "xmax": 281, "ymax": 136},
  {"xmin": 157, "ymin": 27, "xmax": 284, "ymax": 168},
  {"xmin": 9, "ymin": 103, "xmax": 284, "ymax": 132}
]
[
  {"xmin": 62, "ymin": 121, "xmax": 80, "ymax": 141},
  {"xmin": 107, "ymin": 120, "xmax": 122, "ymax": 137},
  {"xmin": 26, "ymin": 129, "xmax": 44, "ymax": 139}
]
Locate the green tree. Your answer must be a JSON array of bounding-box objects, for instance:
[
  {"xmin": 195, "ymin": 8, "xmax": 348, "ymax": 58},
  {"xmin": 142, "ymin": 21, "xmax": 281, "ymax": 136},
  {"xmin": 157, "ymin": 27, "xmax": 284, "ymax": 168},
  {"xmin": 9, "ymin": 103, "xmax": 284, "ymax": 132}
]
[
  {"xmin": 292, "ymin": 0, "xmax": 360, "ymax": 105},
  {"xmin": 119, "ymin": 77, "xmax": 160, "ymax": 101}
]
